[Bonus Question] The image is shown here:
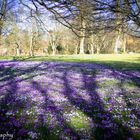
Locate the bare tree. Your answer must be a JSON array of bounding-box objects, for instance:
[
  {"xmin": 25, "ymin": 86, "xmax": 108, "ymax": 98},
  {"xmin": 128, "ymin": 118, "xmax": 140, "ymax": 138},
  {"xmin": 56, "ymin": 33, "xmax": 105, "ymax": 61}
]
[
  {"xmin": 29, "ymin": 20, "xmax": 40, "ymax": 57},
  {"xmin": 95, "ymin": 0, "xmax": 140, "ymax": 35},
  {"xmin": 25, "ymin": 0, "xmax": 117, "ymax": 54},
  {"xmin": 1, "ymin": 0, "xmax": 138, "ymax": 56},
  {"xmin": 0, "ymin": 0, "xmax": 16, "ymax": 38}
]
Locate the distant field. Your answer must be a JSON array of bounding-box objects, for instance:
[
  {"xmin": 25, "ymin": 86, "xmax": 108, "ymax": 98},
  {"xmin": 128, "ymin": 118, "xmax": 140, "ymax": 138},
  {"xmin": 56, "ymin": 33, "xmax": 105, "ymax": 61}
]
[{"xmin": 0, "ymin": 54, "xmax": 140, "ymax": 70}]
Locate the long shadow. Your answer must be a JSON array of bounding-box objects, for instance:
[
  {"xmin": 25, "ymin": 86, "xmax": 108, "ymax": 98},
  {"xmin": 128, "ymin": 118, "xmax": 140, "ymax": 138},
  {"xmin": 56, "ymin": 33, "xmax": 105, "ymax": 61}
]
[
  {"xmin": 0, "ymin": 60, "xmax": 82, "ymax": 139},
  {"xmin": 122, "ymin": 81, "xmax": 139, "ymax": 117},
  {"xmin": 61, "ymin": 67, "xmax": 134, "ymax": 140},
  {"xmin": 0, "ymin": 61, "xmax": 52, "ymax": 139},
  {"xmin": 0, "ymin": 61, "xmax": 139, "ymax": 140},
  {"xmin": 31, "ymin": 80, "xmax": 81, "ymax": 140},
  {"xmin": 110, "ymin": 70, "xmax": 140, "ymax": 139},
  {"xmin": 0, "ymin": 61, "xmax": 49, "ymax": 89},
  {"xmin": 110, "ymin": 69, "xmax": 140, "ymax": 118},
  {"xmin": 0, "ymin": 63, "xmax": 32, "ymax": 139}
]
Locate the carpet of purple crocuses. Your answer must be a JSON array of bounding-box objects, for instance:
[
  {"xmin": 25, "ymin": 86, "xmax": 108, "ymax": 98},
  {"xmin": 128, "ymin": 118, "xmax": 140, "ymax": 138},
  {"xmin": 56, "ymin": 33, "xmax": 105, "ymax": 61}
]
[{"xmin": 0, "ymin": 61, "xmax": 140, "ymax": 140}]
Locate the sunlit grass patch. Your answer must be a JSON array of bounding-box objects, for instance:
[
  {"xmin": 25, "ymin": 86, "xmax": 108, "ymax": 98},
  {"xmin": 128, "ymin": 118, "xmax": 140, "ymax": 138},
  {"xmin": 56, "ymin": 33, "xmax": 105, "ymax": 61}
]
[
  {"xmin": 64, "ymin": 110, "xmax": 92, "ymax": 130},
  {"xmin": 97, "ymin": 79, "xmax": 119, "ymax": 88},
  {"xmin": 122, "ymin": 81, "xmax": 139, "ymax": 89}
]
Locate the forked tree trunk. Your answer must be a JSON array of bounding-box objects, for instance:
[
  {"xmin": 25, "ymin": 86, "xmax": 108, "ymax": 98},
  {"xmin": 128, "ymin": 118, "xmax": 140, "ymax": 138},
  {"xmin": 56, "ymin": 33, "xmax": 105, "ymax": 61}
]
[
  {"xmin": 114, "ymin": 0, "xmax": 122, "ymax": 54},
  {"xmin": 79, "ymin": 19, "xmax": 86, "ymax": 54}
]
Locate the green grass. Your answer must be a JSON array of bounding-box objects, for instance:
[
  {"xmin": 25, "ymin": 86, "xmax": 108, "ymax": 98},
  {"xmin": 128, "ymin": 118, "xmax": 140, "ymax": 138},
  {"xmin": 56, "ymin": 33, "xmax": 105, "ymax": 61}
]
[
  {"xmin": 1, "ymin": 54, "xmax": 140, "ymax": 139},
  {"xmin": 0, "ymin": 54, "xmax": 140, "ymax": 70},
  {"xmin": 66, "ymin": 110, "xmax": 90, "ymax": 130}
]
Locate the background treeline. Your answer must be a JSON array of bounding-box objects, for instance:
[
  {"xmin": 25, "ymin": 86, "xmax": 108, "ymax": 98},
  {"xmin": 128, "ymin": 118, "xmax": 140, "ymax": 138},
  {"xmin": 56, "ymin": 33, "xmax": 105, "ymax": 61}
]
[{"xmin": 0, "ymin": 0, "xmax": 140, "ymax": 56}]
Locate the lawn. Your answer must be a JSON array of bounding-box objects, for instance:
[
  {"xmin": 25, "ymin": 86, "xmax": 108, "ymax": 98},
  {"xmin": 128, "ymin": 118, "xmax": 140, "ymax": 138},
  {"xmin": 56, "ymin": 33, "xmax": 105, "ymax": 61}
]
[
  {"xmin": 1, "ymin": 54, "xmax": 140, "ymax": 70},
  {"xmin": 0, "ymin": 54, "xmax": 140, "ymax": 140}
]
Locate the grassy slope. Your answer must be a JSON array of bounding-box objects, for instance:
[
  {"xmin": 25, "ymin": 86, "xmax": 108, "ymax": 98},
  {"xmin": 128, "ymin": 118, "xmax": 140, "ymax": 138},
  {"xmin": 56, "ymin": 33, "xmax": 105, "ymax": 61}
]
[{"xmin": 0, "ymin": 54, "xmax": 140, "ymax": 70}]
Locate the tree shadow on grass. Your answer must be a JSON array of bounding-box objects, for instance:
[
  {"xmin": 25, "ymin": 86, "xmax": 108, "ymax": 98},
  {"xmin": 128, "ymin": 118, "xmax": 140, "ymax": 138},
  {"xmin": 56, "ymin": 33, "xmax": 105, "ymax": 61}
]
[
  {"xmin": 0, "ymin": 61, "xmax": 139, "ymax": 139},
  {"xmin": 31, "ymin": 81, "xmax": 81, "ymax": 140},
  {"xmin": 111, "ymin": 70, "xmax": 140, "ymax": 137},
  {"xmin": 0, "ymin": 63, "xmax": 32, "ymax": 139},
  {"xmin": 61, "ymin": 68, "xmax": 134, "ymax": 140}
]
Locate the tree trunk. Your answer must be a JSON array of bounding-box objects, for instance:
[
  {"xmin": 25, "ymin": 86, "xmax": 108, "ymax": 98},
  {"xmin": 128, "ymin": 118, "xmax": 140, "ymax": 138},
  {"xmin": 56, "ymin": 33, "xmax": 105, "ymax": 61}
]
[
  {"xmin": 52, "ymin": 43, "xmax": 56, "ymax": 55},
  {"xmin": 79, "ymin": 36, "xmax": 85, "ymax": 54},
  {"xmin": 16, "ymin": 43, "xmax": 21, "ymax": 56},
  {"xmin": 29, "ymin": 35, "xmax": 34, "ymax": 57},
  {"xmin": 1, "ymin": 48, "xmax": 7, "ymax": 56},
  {"xmin": 0, "ymin": 26, "xmax": 2, "ymax": 46},
  {"xmin": 114, "ymin": 35, "xmax": 120, "ymax": 54},
  {"xmin": 91, "ymin": 44, "xmax": 94, "ymax": 54},
  {"xmin": 96, "ymin": 46, "xmax": 100, "ymax": 54},
  {"xmin": 114, "ymin": 0, "xmax": 122, "ymax": 54},
  {"xmin": 64, "ymin": 44, "xmax": 68, "ymax": 54},
  {"xmin": 75, "ymin": 45, "xmax": 78, "ymax": 55},
  {"xmin": 122, "ymin": 34, "xmax": 127, "ymax": 53},
  {"xmin": 79, "ymin": 18, "xmax": 86, "ymax": 54},
  {"xmin": 43, "ymin": 48, "xmax": 48, "ymax": 55},
  {"xmin": 16, "ymin": 47, "xmax": 20, "ymax": 56},
  {"xmin": 16, "ymin": 48, "xmax": 20, "ymax": 56},
  {"xmin": 0, "ymin": 29, "xmax": 2, "ymax": 42}
]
